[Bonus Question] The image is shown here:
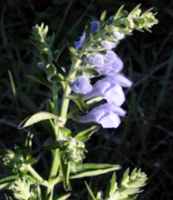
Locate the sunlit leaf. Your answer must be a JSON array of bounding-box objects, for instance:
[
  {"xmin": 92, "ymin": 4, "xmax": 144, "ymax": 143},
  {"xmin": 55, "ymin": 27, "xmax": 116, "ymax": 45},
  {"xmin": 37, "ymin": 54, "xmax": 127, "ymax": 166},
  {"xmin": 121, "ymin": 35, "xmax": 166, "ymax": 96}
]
[
  {"xmin": 55, "ymin": 193, "xmax": 71, "ymax": 200},
  {"xmin": 20, "ymin": 112, "xmax": 63, "ymax": 128},
  {"xmin": 71, "ymin": 163, "xmax": 120, "ymax": 179},
  {"xmin": 75, "ymin": 125, "xmax": 99, "ymax": 142}
]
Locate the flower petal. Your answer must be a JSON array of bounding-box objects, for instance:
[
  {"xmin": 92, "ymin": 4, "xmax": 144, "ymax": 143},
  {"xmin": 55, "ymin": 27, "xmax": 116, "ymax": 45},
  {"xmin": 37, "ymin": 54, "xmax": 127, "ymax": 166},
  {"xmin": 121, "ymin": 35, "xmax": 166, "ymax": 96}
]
[
  {"xmin": 99, "ymin": 112, "xmax": 121, "ymax": 128},
  {"xmin": 105, "ymin": 84, "xmax": 125, "ymax": 106},
  {"xmin": 107, "ymin": 74, "xmax": 132, "ymax": 88},
  {"xmin": 71, "ymin": 76, "xmax": 93, "ymax": 94}
]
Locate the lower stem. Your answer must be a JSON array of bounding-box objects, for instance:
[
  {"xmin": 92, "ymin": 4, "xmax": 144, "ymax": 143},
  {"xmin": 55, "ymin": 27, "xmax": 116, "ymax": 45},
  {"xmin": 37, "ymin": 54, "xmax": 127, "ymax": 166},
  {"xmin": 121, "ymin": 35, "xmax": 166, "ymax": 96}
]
[
  {"xmin": 46, "ymin": 59, "xmax": 81, "ymax": 199},
  {"xmin": 46, "ymin": 148, "xmax": 60, "ymax": 199},
  {"xmin": 49, "ymin": 149, "xmax": 60, "ymax": 179}
]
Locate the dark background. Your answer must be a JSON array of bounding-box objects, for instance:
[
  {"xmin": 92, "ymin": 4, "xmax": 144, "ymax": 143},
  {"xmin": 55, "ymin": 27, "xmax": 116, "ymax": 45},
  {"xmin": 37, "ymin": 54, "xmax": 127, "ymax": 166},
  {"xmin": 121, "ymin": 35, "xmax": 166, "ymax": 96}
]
[{"xmin": 0, "ymin": 0, "xmax": 173, "ymax": 199}]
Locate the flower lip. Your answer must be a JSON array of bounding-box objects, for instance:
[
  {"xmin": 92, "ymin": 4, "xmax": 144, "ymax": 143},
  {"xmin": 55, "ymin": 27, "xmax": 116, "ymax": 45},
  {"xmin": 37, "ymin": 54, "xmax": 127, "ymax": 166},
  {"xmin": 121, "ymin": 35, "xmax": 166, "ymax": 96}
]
[
  {"xmin": 71, "ymin": 75, "xmax": 93, "ymax": 95},
  {"xmin": 106, "ymin": 74, "xmax": 132, "ymax": 88},
  {"xmin": 79, "ymin": 103, "xmax": 126, "ymax": 128},
  {"xmin": 86, "ymin": 50, "xmax": 123, "ymax": 75},
  {"xmin": 85, "ymin": 79, "xmax": 125, "ymax": 106}
]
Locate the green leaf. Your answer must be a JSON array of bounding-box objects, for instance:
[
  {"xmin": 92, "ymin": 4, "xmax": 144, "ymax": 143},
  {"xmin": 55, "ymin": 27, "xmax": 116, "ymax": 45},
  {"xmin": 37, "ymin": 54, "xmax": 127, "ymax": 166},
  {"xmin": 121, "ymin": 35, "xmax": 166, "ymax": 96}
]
[
  {"xmin": 100, "ymin": 10, "xmax": 107, "ymax": 21},
  {"xmin": 0, "ymin": 175, "xmax": 18, "ymax": 189},
  {"xmin": 21, "ymin": 112, "xmax": 63, "ymax": 128},
  {"xmin": 85, "ymin": 182, "xmax": 97, "ymax": 200},
  {"xmin": 69, "ymin": 95, "xmax": 88, "ymax": 112},
  {"xmin": 109, "ymin": 173, "xmax": 118, "ymax": 196},
  {"xmin": 86, "ymin": 96, "xmax": 103, "ymax": 106},
  {"xmin": 121, "ymin": 168, "xmax": 130, "ymax": 187},
  {"xmin": 114, "ymin": 5, "xmax": 125, "ymax": 20},
  {"xmin": 55, "ymin": 193, "xmax": 71, "ymax": 200},
  {"xmin": 70, "ymin": 163, "xmax": 120, "ymax": 179},
  {"xmin": 0, "ymin": 182, "xmax": 10, "ymax": 190},
  {"xmin": 75, "ymin": 126, "xmax": 99, "ymax": 142},
  {"xmin": 60, "ymin": 127, "xmax": 72, "ymax": 137}
]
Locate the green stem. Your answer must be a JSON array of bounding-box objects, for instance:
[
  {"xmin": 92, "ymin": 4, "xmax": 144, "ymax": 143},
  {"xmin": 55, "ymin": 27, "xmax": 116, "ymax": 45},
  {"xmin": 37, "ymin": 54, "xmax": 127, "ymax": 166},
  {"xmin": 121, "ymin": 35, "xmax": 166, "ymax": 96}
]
[
  {"xmin": 60, "ymin": 59, "xmax": 81, "ymax": 123},
  {"xmin": 27, "ymin": 165, "xmax": 48, "ymax": 187},
  {"xmin": 49, "ymin": 149, "xmax": 60, "ymax": 179},
  {"xmin": 46, "ymin": 135, "xmax": 60, "ymax": 199},
  {"xmin": 46, "ymin": 59, "xmax": 81, "ymax": 200},
  {"xmin": 60, "ymin": 84, "xmax": 71, "ymax": 123}
]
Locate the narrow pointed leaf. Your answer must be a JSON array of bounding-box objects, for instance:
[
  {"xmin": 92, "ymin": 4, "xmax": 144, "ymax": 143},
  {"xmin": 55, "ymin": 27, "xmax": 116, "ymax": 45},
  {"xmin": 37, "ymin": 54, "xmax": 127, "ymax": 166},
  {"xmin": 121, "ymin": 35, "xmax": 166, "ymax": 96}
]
[
  {"xmin": 75, "ymin": 126, "xmax": 99, "ymax": 142},
  {"xmin": 55, "ymin": 193, "xmax": 71, "ymax": 200},
  {"xmin": 0, "ymin": 175, "xmax": 18, "ymax": 184},
  {"xmin": 71, "ymin": 163, "xmax": 120, "ymax": 179},
  {"xmin": 21, "ymin": 112, "xmax": 63, "ymax": 128},
  {"xmin": 0, "ymin": 175, "xmax": 18, "ymax": 189},
  {"xmin": 107, "ymin": 173, "xmax": 118, "ymax": 197},
  {"xmin": 0, "ymin": 182, "xmax": 10, "ymax": 190}
]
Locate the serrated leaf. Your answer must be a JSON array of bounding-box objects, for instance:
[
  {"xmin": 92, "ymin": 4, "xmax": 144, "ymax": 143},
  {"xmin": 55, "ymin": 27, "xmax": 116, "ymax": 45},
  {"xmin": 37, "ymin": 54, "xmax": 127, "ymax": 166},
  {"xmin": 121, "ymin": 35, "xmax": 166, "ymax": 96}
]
[
  {"xmin": 75, "ymin": 126, "xmax": 99, "ymax": 142},
  {"xmin": 70, "ymin": 163, "xmax": 120, "ymax": 179},
  {"xmin": 21, "ymin": 112, "xmax": 63, "ymax": 128}
]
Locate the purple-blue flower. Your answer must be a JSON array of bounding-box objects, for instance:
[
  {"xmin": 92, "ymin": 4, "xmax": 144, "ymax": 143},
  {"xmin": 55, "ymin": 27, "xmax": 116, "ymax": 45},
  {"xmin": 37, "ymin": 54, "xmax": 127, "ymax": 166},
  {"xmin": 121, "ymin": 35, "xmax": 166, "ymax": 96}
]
[
  {"xmin": 90, "ymin": 20, "xmax": 100, "ymax": 33},
  {"xmin": 80, "ymin": 103, "xmax": 126, "ymax": 128},
  {"xmin": 87, "ymin": 50, "xmax": 123, "ymax": 75},
  {"xmin": 71, "ymin": 76, "xmax": 93, "ymax": 94},
  {"xmin": 85, "ymin": 79, "xmax": 125, "ymax": 106},
  {"xmin": 105, "ymin": 74, "xmax": 132, "ymax": 88},
  {"xmin": 74, "ymin": 32, "xmax": 86, "ymax": 49}
]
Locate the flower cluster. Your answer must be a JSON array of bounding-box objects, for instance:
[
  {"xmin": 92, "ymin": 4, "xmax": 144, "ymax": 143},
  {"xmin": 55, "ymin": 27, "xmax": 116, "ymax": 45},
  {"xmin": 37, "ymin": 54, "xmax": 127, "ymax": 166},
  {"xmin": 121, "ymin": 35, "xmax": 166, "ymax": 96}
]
[
  {"xmin": 62, "ymin": 137, "xmax": 86, "ymax": 164},
  {"xmin": 71, "ymin": 6, "xmax": 158, "ymax": 128},
  {"xmin": 72, "ymin": 21, "xmax": 132, "ymax": 128}
]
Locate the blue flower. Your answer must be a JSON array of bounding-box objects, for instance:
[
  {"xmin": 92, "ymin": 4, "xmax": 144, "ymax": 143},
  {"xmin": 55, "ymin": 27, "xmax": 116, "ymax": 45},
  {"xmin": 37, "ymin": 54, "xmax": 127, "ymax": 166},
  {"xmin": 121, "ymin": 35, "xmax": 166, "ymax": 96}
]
[
  {"xmin": 87, "ymin": 50, "xmax": 123, "ymax": 75},
  {"xmin": 71, "ymin": 76, "xmax": 93, "ymax": 94},
  {"xmin": 85, "ymin": 78, "xmax": 125, "ymax": 106},
  {"xmin": 106, "ymin": 74, "xmax": 132, "ymax": 88},
  {"xmin": 74, "ymin": 32, "xmax": 86, "ymax": 49},
  {"xmin": 90, "ymin": 20, "xmax": 100, "ymax": 33},
  {"xmin": 80, "ymin": 103, "xmax": 126, "ymax": 128}
]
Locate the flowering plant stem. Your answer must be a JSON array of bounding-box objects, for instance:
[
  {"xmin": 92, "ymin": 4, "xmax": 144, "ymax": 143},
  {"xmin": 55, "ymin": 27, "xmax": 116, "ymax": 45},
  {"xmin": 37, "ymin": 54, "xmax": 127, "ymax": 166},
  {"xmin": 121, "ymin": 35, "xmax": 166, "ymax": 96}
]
[
  {"xmin": 60, "ymin": 59, "xmax": 81, "ymax": 122},
  {"xmin": 0, "ymin": 6, "xmax": 158, "ymax": 200},
  {"xmin": 46, "ymin": 59, "xmax": 81, "ymax": 200}
]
